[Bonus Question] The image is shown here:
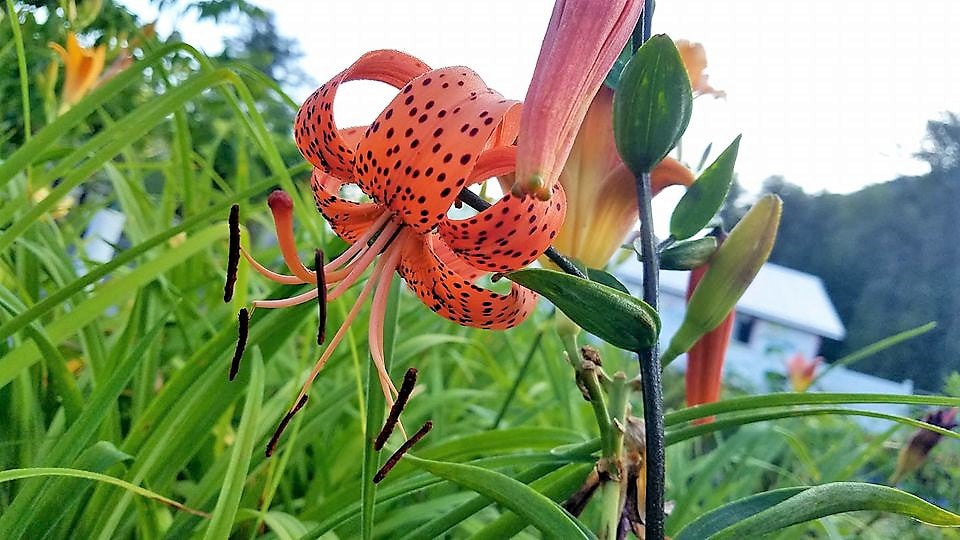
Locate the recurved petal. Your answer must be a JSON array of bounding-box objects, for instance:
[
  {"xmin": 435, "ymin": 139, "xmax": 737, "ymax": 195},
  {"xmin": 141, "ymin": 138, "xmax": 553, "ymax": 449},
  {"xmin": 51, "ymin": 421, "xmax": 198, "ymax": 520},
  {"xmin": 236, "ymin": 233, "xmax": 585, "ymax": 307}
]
[
  {"xmin": 294, "ymin": 50, "xmax": 430, "ymax": 181},
  {"xmin": 354, "ymin": 66, "xmax": 520, "ymax": 233},
  {"xmin": 438, "ymin": 182, "xmax": 565, "ymax": 273},
  {"xmin": 398, "ymin": 234, "xmax": 537, "ymax": 329}
]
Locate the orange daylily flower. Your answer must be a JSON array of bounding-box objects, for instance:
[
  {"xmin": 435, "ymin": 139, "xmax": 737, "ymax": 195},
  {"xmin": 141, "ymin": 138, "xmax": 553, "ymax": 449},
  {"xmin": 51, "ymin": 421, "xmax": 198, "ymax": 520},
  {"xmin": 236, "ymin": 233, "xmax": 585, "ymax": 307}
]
[
  {"xmin": 49, "ymin": 32, "xmax": 106, "ymax": 113},
  {"xmin": 243, "ymin": 50, "xmax": 565, "ymax": 421},
  {"xmin": 515, "ymin": 0, "xmax": 644, "ymax": 200},
  {"xmin": 684, "ymin": 255, "xmax": 735, "ymax": 423},
  {"xmin": 787, "ymin": 352, "xmax": 822, "ymax": 392},
  {"xmin": 676, "ymin": 39, "xmax": 725, "ymax": 98},
  {"xmin": 553, "ymin": 86, "xmax": 694, "ymax": 268}
]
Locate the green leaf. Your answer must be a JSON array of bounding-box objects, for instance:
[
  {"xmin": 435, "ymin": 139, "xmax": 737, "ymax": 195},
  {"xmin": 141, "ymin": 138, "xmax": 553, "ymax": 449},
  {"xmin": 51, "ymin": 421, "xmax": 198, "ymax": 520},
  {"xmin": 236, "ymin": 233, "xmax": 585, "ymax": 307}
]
[
  {"xmin": 202, "ymin": 352, "xmax": 264, "ymax": 539},
  {"xmin": 656, "ymin": 236, "xmax": 718, "ymax": 270},
  {"xmin": 665, "ymin": 392, "xmax": 960, "ymax": 426},
  {"xmin": 694, "ymin": 483, "xmax": 960, "ymax": 538},
  {"xmin": 675, "ymin": 486, "xmax": 806, "ymax": 540},
  {"xmin": 670, "ymin": 136, "xmax": 741, "ymax": 240},
  {"xmin": 613, "ymin": 34, "xmax": 693, "ymax": 174},
  {"xmin": 403, "ymin": 454, "xmax": 593, "ymax": 539},
  {"xmin": 507, "ymin": 268, "xmax": 659, "ymax": 351},
  {"xmin": 586, "ymin": 267, "xmax": 630, "ymax": 294}
]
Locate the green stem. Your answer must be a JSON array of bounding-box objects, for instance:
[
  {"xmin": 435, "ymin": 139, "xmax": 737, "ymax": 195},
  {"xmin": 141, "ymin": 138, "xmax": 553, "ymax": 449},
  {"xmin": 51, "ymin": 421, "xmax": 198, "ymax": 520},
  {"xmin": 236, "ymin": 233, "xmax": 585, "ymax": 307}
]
[
  {"xmin": 597, "ymin": 373, "xmax": 629, "ymax": 539},
  {"xmin": 560, "ymin": 331, "xmax": 611, "ymax": 456}
]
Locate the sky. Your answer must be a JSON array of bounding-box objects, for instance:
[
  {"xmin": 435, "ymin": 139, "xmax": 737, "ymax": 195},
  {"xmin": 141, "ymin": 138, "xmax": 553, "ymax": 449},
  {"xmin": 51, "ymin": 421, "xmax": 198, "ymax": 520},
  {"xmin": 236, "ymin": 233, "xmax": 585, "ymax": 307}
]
[{"xmin": 123, "ymin": 0, "xmax": 960, "ymax": 213}]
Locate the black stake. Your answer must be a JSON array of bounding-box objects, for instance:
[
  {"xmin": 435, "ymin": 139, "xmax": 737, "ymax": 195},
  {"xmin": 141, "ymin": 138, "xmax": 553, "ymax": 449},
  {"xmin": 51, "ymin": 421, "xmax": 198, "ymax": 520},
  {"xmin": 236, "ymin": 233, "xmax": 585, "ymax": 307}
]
[
  {"xmin": 375, "ymin": 368, "xmax": 418, "ymax": 450},
  {"xmin": 315, "ymin": 249, "xmax": 327, "ymax": 345},
  {"xmin": 266, "ymin": 395, "xmax": 309, "ymax": 457},
  {"xmin": 229, "ymin": 308, "xmax": 249, "ymax": 381},
  {"xmin": 223, "ymin": 204, "xmax": 240, "ymax": 302},
  {"xmin": 373, "ymin": 421, "xmax": 433, "ymax": 483}
]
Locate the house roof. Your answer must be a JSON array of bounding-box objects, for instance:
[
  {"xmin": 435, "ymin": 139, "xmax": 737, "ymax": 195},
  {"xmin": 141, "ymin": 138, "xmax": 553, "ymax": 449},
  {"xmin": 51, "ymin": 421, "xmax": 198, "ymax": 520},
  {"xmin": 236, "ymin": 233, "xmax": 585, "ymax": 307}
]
[{"xmin": 616, "ymin": 260, "xmax": 846, "ymax": 340}]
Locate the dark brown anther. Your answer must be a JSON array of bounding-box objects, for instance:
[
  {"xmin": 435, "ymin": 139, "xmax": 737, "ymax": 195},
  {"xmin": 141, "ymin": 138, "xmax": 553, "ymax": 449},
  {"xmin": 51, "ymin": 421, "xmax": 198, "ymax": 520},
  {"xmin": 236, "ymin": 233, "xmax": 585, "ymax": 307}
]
[
  {"xmin": 265, "ymin": 394, "xmax": 309, "ymax": 457},
  {"xmin": 373, "ymin": 420, "xmax": 432, "ymax": 484},
  {"xmin": 223, "ymin": 204, "xmax": 241, "ymax": 303},
  {"xmin": 229, "ymin": 308, "xmax": 249, "ymax": 381},
  {"xmin": 374, "ymin": 368, "xmax": 418, "ymax": 450},
  {"xmin": 315, "ymin": 249, "xmax": 327, "ymax": 345}
]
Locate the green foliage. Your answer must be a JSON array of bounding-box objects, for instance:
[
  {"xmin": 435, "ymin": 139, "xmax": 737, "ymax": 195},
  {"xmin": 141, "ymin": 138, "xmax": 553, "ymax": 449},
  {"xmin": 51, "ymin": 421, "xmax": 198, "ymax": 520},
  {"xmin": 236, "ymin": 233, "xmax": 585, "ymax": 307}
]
[
  {"xmin": 0, "ymin": 4, "xmax": 958, "ymax": 538},
  {"xmin": 670, "ymin": 135, "xmax": 740, "ymax": 240}
]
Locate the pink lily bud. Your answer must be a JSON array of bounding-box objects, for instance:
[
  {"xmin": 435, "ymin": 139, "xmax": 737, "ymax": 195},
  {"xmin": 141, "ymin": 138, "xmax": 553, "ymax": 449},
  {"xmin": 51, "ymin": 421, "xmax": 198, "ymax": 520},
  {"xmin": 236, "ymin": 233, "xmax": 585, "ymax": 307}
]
[{"xmin": 515, "ymin": 0, "xmax": 644, "ymax": 200}]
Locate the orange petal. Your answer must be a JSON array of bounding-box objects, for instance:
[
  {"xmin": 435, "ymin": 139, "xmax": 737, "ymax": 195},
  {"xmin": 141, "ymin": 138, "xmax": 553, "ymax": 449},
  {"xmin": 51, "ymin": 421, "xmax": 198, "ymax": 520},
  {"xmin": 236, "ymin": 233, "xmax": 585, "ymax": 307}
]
[
  {"xmin": 294, "ymin": 50, "xmax": 430, "ymax": 181},
  {"xmin": 309, "ymin": 167, "xmax": 384, "ymax": 244},
  {"xmin": 514, "ymin": 0, "xmax": 643, "ymax": 199},
  {"xmin": 438, "ymin": 182, "xmax": 566, "ymax": 273},
  {"xmin": 398, "ymin": 234, "xmax": 536, "ymax": 329},
  {"xmin": 354, "ymin": 66, "xmax": 520, "ymax": 233}
]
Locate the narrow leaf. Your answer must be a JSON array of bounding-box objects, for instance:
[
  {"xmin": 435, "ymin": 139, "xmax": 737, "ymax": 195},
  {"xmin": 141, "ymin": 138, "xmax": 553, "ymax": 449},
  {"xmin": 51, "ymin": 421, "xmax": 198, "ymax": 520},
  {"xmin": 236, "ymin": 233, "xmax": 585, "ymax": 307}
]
[
  {"xmin": 670, "ymin": 136, "xmax": 741, "ymax": 240},
  {"xmin": 403, "ymin": 454, "xmax": 593, "ymax": 539},
  {"xmin": 507, "ymin": 268, "xmax": 659, "ymax": 351},
  {"xmin": 708, "ymin": 482, "xmax": 960, "ymax": 538}
]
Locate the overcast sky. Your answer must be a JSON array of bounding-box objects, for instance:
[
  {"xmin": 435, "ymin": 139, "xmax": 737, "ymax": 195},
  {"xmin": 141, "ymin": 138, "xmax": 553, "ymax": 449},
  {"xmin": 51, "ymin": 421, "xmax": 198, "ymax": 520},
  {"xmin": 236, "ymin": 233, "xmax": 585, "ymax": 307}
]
[{"xmin": 124, "ymin": 0, "xmax": 960, "ymax": 211}]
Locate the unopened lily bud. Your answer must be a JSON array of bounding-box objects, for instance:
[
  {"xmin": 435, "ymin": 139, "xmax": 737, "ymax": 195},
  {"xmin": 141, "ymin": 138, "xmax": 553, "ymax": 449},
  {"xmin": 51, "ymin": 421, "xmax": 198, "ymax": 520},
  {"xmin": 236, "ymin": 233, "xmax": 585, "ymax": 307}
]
[
  {"xmin": 890, "ymin": 408, "xmax": 958, "ymax": 484},
  {"xmin": 662, "ymin": 195, "xmax": 782, "ymax": 365}
]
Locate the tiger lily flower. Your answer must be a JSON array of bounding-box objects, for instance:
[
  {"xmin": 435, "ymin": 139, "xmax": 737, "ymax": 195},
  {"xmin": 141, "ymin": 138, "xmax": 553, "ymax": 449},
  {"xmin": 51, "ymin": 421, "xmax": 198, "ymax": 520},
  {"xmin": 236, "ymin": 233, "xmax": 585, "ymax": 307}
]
[
  {"xmin": 514, "ymin": 0, "xmax": 644, "ymax": 200},
  {"xmin": 553, "ymin": 86, "xmax": 694, "ymax": 268},
  {"xmin": 240, "ymin": 50, "xmax": 566, "ymax": 434},
  {"xmin": 787, "ymin": 352, "xmax": 822, "ymax": 392},
  {"xmin": 676, "ymin": 39, "xmax": 725, "ymax": 98},
  {"xmin": 49, "ymin": 32, "xmax": 106, "ymax": 113},
  {"xmin": 684, "ymin": 246, "xmax": 735, "ymax": 423}
]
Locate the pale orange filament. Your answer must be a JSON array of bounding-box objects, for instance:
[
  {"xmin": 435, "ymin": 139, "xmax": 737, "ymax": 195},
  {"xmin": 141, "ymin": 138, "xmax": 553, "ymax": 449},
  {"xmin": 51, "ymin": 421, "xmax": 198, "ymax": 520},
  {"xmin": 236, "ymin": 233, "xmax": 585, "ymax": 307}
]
[
  {"xmin": 368, "ymin": 233, "xmax": 406, "ymax": 405},
  {"xmin": 252, "ymin": 288, "xmax": 319, "ymax": 309},
  {"xmin": 327, "ymin": 219, "xmax": 400, "ymax": 301},
  {"xmin": 241, "ymin": 211, "xmax": 391, "ymax": 286},
  {"xmin": 285, "ymin": 231, "xmax": 398, "ymax": 413},
  {"xmin": 242, "ymin": 248, "xmax": 306, "ymax": 285}
]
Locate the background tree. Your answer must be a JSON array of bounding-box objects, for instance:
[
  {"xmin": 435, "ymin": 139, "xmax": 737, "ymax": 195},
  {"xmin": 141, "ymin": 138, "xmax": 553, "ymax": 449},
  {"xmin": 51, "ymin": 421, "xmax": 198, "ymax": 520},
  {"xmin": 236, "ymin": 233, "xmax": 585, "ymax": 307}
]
[{"xmin": 762, "ymin": 113, "xmax": 960, "ymax": 390}]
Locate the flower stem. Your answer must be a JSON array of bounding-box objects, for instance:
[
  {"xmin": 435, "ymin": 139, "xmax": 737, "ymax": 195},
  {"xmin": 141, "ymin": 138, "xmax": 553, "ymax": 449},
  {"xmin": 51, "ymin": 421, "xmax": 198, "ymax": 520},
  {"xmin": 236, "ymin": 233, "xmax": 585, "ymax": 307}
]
[{"xmin": 636, "ymin": 166, "xmax": 666, "ymax": 539}]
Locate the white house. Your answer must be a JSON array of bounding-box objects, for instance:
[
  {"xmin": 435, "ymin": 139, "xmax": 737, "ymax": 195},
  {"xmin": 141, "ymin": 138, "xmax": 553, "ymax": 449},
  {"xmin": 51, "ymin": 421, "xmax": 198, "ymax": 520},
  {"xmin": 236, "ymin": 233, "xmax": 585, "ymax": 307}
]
[{"xmin": 616, "ymin": 260, "xmax": 914, "ymax": 430}]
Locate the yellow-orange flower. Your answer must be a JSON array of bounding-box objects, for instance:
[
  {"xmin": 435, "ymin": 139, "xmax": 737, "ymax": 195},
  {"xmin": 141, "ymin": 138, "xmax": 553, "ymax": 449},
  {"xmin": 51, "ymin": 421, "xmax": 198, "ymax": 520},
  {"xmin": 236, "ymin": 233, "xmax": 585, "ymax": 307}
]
[
  {"xmin": 551, "ymin": 86, "xmax": 694, "ymax": 268},
  {"xmin": 49, "ymin": 32, "xmax": 106, "ymax": 113},
  {"xmin": 787, "ymin": 352, "xmax": 822, "ymax": 392},
  {"xmin": 676, "ymin": 39, "xmax": 725, "ymax": 98}
]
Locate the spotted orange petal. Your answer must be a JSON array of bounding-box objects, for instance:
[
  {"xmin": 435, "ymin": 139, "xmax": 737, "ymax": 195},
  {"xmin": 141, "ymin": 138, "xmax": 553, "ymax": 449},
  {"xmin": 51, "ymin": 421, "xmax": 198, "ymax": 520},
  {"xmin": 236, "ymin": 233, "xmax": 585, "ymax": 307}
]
[
  {"xmin": 399, "ymin": 235, "xmax": 536, "ymax": 329},
  {"xmin": 354, "ymin": 66, "xmax": 521, "ymax": 233},
  {"xmin": 294, "ymin": 50, "xmax": 430, "ymax": 182},
  {"xmin": 438, "ymin": 185, "xmax": 566, "ymax": 274}
]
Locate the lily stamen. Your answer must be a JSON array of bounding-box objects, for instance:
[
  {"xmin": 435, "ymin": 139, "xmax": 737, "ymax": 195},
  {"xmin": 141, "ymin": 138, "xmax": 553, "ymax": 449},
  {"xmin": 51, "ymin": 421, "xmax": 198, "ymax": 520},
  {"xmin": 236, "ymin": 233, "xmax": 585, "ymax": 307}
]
[
  {"xmin": 229, "ymin": 308, "xmax": 249, "ymax": 381},
  {"xmin": 224, "ymin": 204, "xmax": 241, "ymax": 302},
  {"xmin": 373, "ymin": 421, "xmax": 433, "ymax": 484}
]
